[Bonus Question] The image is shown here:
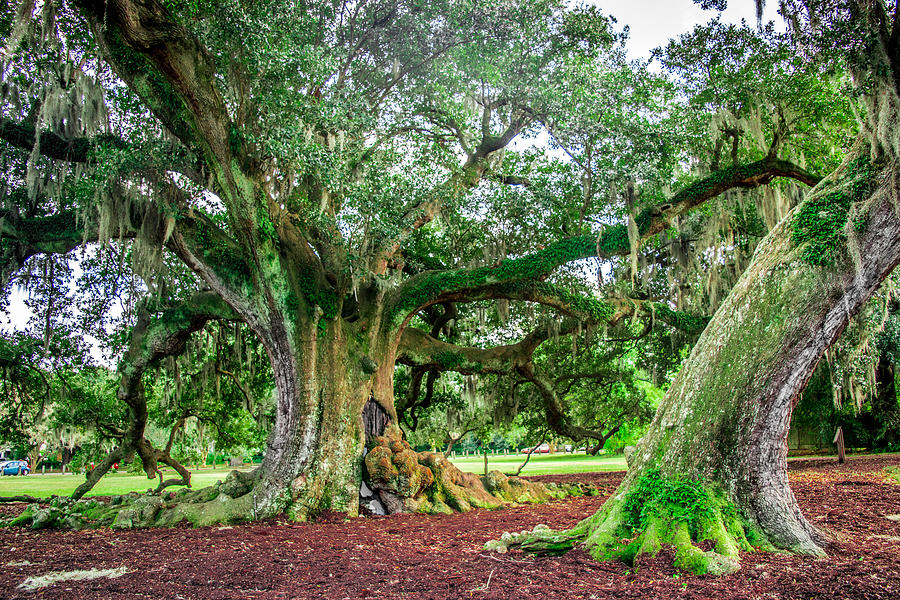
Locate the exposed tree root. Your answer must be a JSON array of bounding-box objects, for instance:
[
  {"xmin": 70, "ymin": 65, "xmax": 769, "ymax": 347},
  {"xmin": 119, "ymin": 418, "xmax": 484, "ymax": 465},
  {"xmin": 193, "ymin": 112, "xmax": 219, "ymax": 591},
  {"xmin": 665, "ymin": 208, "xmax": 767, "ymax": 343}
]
[
  {"xmin": 486, "ymin": 471, "xmax": 793, "ymax": 576},
  {"xmin": 3, "ymin": 468, "xmax": 265, "ymax": 530},
  {"xmin": 4, "ymin": 436, "xmax": 597, "ymax": 531},
  {"xmin": 363, "ymin": 436, "xmax": 590, "ymax": 515},
  {"xmin": 0, "ymin": 494, "xmax": 39, "ymax": 503}
]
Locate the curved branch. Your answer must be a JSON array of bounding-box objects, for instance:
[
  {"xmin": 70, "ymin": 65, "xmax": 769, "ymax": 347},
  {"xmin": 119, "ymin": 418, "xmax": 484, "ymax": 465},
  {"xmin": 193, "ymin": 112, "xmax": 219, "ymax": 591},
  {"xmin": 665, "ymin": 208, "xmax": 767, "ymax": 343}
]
[
  {"xmin": 594, "ymin": 157, "xmax": 820, "ymax": 258},
  {"xmin": 395, "ymin": 296, "xmax": 707, "ymax": 373},
  {"xmin": 71, "ymin": 292, "xmax": 239, "ymax": 499},
  {"xmin": 0, "ymin": 180, "xmax": 253, "ymax": 301},
  {"xmin": 516, "ymin": 363, "xmax": 614, "ymax": 444},
  {"xmin": 440, "ymin": 281, "xmax": 621, "ymax": 324},
  {"xmin": 397, "ymin": 302, "xmax": 458, "ymax": 429},
  {"xmin": 396, "ymin": 299, "xmax": 689, "ymax": 447},
  {"xmin": 152, "ymin": 447, "xmax": 192, "ymax": 493},
  {"xmin": 397, "ymin": 326, "xmax": 540, "ymax": 375},
  {"xmin": 74, "ymin": 0, "xmax": 233, "ymax": 160},
  {"xmin": 586, "ymin": 425, "xmax": 620, "ymax": 456},
  {"xmin": 389, "ymin": 158, "xmax": 820, "ymax": 324},
  {"xmin": 217, "ymin": 368, "xmax": 253, "ymax": 412},
  {"xmin": 397, "ymin": 324, "xmax": 621, "ymax": 445},
  {"xmin": 71, "ymin": 445, "xmax": 130, "ymax": 501}
]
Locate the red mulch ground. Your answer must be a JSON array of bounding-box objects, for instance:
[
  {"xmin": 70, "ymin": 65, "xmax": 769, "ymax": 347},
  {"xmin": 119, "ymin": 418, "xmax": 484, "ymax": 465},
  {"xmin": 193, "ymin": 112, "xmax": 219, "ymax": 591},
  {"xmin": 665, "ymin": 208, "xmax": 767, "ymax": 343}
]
[{"xmin": 1, "ymin": 455, "xmax": 899, "ymax": 599}]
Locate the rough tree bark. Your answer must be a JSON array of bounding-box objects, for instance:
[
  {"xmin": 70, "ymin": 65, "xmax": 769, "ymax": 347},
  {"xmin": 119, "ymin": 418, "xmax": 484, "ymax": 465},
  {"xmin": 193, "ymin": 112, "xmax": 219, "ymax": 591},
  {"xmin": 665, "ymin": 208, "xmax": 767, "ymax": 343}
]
[
  {"xmin": 485, "ymin": 2, "xmax": 900, "ymax": 573},
  {"xmin": 492, "ymin": 142, "xmax": 900, "ymax": 573}
]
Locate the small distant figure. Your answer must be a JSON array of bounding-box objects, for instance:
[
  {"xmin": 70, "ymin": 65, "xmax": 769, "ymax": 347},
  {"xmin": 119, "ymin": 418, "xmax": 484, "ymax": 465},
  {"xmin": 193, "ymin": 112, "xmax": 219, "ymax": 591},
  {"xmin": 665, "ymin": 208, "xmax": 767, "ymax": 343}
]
[
  {"xmin": 833, "ymin": 427, "xmax": 845, "ymax": 464},
  {"xmin": 112, "ymin": 462, "xmax": 119, "ymax": 472}
]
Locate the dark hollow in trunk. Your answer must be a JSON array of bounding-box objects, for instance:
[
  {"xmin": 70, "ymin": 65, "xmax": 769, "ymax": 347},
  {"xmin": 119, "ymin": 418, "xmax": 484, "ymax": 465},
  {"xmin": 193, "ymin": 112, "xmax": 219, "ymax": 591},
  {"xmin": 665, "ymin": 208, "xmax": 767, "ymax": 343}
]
[{"xmin": 363, "ymin": 399, "xmax": 390, "ymax": 445}]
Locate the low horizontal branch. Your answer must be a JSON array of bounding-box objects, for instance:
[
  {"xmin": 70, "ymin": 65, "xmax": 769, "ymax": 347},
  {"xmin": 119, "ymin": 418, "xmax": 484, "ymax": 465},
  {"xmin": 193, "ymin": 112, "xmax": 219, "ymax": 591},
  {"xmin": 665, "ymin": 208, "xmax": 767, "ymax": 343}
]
[{"xmin": 0, "ymin": 118, "xmax": 125, "ymax": 163}]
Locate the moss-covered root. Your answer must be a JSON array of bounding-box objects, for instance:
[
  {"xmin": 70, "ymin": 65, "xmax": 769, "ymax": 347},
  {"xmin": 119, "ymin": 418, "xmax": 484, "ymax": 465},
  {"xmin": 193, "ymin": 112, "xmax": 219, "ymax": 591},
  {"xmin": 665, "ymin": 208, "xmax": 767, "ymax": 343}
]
[
  {"xmin": 483, "ymin": 523, "xmax": 586, "ymax": 556},
  {"xmin": 595, "ymin": 504, "xmax": 749, "ymax": 577},
  {"xmin": 487, "ymin": 500, "xmax": 747, "ymax": 575},
  {"xmin": 4, "ymin": 470, "xmax": 261, "ymax": 530},
  {"xmin": 364, "ymin": 436, "xmax": 564, "ymax": 514},
  {"xmin": 487, "ymin": 471, "xmax": 776, "ymax": 577}
]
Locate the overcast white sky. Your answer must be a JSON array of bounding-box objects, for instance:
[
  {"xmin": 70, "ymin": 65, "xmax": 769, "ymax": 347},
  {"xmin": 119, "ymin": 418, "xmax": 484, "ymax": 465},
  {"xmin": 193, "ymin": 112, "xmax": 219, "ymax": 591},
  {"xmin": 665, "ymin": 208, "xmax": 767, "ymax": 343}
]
[
  {"xmin": 602, "ymin": 0, "xmax": 780, "ymax": 59},
  {"xmin": 1, "ymin": 0, "xmax": 785, "ymax": 338}
]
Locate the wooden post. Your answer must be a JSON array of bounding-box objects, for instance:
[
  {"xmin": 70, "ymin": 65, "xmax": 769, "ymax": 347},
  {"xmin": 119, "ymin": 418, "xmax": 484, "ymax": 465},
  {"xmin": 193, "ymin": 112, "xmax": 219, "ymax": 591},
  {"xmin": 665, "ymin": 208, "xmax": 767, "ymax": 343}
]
[{"xmin": 833, "ymin": 427, "xmax": 845, "ymax": 464}]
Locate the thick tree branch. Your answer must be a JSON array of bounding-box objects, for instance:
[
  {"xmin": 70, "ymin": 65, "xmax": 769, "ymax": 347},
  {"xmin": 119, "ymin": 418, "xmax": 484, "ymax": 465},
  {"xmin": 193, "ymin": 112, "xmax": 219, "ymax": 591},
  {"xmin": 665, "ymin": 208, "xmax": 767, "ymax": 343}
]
[
  {"xmin": 152, "ymin": 447, "xmax": 192, "ymax": 493},
  {"xmin": 1, "ymin": 209, "xmax": 85, "ymax": 254},
  {"xmin": 398, "ymin": 316, "xmax": 599, "ymax": 383},
  {"xmin": 396, "ymin": 297, "xmax": 702, "ymax": 446},
  {"xmin": 0, "ymin": 181, "xmax": 251, "ymax": 300},
  {"xmin": 71, "ymin": 293, "xmax": 240, "ymax": 499},
  {"xmin": 591, "ymin": 157, "xmax": 820, "ymax": 260},
  {"xmin": 74, "ymin": 0, "xmax": 234, "ymax": 162},
  {"xmin": 585, "ymin": 425, "xmax": 620, "ymax": 456},
  {"xmin": 0, "ymin": 117, "xmax": 209, "ymax": 188},
  {"xmin": 73, "ymin": 0, "xmax": 276, "ymax": 251},
  {"xmin": 0, "ymin": 118, "xmax": 125, "ymax": 162},
  {"xmin": 0, "ymin": 204, "xmax": 109, "ymax": 289},
  {"xmin": 398, "ymin": 326, "xmax": 540, "ymax": 375},
  {"xmin": 516, "ymin": 362, "xmax": 617, "ymax": 444},
  {"xmin": 389, "ymin": 157, "xmax": 819, "ymax": 324},
  {"xmin": 397, "ymin": 325, "xmax": 619, "ymax": 445}
]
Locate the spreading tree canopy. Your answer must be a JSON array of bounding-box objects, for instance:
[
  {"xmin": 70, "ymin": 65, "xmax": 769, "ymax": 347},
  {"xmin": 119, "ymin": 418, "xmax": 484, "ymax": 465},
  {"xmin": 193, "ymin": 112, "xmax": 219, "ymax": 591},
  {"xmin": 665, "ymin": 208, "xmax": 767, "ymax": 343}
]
[{"xmin": 2, "ymin": 0, "xmax": 893, "ymax": 574}]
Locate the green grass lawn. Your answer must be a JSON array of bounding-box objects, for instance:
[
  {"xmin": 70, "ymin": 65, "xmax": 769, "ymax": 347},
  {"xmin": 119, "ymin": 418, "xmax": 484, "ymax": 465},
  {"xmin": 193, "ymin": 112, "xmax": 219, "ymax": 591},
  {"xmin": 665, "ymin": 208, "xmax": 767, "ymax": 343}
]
[
  {"xmin": 449, "ymin": 452, "xmax": 627, "ymax": 476},
  {"xmin": 0, "ymin": 468, "xmax": 247, "ymax": 499},
  {"xmin": 0, "ymin": 453, "xmax": 625, "ymax": 499}
]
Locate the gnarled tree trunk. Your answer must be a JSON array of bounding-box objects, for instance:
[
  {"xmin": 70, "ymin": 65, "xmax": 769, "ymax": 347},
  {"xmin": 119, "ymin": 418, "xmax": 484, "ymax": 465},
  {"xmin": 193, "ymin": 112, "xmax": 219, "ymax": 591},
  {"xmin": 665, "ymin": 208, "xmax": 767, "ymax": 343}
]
[
  {"xmin": 248, "ymin": 316, "xmax": 386, "ymax": 520},
  {"xmin": 494, "ymin": 145, "xmax": 900, "ymax": 573}
]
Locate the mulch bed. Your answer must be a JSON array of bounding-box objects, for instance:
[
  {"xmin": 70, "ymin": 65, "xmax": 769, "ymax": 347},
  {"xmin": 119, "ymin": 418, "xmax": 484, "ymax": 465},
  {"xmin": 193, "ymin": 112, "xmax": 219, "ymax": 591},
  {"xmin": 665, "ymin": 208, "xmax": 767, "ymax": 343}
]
[{"xmin": 1, "ymin": 455, "xmax": 899, "ymax": 599}]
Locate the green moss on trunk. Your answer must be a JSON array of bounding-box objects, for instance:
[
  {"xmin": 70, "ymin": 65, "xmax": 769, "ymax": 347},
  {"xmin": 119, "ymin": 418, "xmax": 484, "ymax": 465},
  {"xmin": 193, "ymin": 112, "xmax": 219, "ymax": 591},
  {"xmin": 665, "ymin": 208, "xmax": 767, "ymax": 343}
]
[{"xmin": 490, "ymin": 470, "xmax": 770, "ymax": 576}]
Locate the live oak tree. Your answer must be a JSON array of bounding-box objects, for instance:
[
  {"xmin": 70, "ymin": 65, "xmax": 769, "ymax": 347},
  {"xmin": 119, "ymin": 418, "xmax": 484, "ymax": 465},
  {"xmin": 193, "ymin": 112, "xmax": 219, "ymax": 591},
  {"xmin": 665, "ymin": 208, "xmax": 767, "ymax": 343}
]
[
  {"xmin": 489, "ymin": 0, "xmax": 900, "ymax": 576},
  {"xmin": 0, "ymin": 0, "xmax": 850, "ymax": 535}
]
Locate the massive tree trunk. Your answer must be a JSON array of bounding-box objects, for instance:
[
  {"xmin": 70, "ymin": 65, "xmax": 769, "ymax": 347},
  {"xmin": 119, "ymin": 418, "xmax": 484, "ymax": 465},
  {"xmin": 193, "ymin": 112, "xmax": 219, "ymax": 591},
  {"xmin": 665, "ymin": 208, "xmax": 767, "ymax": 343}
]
[
  {"xmin": 245, "ymin": 313, "xmax": 400, "ymax": 520},
  {"xmin": 57, "ymin": 290, "xmax": 558, "ymax": 529},
  {"xmin": 245, "ymin": 310, "xmax": 557, "ymax": 520},
  {"xmin": 493, "ymin": 145, "xmax": 900, "ymax": 573}
]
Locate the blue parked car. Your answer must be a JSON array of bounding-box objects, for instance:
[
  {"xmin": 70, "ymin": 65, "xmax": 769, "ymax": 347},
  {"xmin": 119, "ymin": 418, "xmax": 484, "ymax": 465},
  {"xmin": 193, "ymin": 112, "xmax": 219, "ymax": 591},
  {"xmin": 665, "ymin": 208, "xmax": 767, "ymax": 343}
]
[{"xmin": 0, "ymin": 460, "xmax": 30, "ymax": 475}]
